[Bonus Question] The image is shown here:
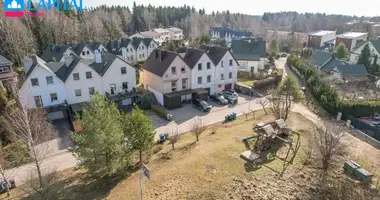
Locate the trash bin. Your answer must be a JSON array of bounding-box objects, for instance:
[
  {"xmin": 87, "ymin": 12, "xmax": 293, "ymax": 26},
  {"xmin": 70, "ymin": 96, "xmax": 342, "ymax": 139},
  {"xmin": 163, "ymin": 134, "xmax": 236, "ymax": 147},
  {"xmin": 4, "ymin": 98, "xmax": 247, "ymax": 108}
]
[{"xmin": 159, "ymin": 134, "xmax": 165, "ymax": 144}]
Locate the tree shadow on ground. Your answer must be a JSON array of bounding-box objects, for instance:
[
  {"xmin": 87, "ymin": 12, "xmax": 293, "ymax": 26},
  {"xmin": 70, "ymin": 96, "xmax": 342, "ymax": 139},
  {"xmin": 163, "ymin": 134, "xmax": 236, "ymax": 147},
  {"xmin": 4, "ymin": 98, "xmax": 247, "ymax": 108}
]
[{"xmin": 21, "ymin": 167, "xmax": 138, "ymax": 200}]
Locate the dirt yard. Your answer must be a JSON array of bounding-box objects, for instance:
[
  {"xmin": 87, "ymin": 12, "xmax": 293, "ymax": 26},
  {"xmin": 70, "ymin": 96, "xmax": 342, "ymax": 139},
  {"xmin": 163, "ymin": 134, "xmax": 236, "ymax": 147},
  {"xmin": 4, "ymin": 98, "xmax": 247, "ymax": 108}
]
[{"xmin": 3, "ymin": 111, "xmax": 380, "ymax": 200}]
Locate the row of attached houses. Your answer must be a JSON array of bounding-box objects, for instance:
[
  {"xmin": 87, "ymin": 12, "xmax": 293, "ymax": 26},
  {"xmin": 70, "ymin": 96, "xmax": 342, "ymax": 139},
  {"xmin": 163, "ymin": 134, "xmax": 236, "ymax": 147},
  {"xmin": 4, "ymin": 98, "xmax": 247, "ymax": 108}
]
[
  {"xmin": 231, "ymin": 37, "xmax": 267, "ymax": 73},
  {"xmin": 20, "ymin": 51, "xmax": 136, "ymax": 121},
  {"xmin": 309, "ymin": 50, "xmax": 369, "ymax": 83},
  {"xmin": 129, "ymin": 27, "xmax": 184, "ymax": 45},
  {"xmin": 106, "ymin": 38, "xmax": 158, "ymax": 64},
  {"xmin": 210, "ymin": 27, "xmax": 253, "ymax": 47},
  {"xmin": 140, "ymin": 46, "xmax": 239, "ymax": 109}
]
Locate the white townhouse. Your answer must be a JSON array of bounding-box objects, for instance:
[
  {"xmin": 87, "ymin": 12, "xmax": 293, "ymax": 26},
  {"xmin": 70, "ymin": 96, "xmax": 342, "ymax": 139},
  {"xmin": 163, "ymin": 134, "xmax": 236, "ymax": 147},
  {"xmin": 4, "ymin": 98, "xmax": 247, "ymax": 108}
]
[
  {"xmin": 20, "ymin": 51, "xmax": 137, "ymax": 117},
  {"xmin": 200, "ymin": 45, "xmax": 239, "ymax": 93},
  {"xmin": 107, "ymin": 38, "xmax": 158, "ymax": 64},
  {"xmin": 168, "ymin": 27, "xmax": 184, "ymax": 40},
  {"xmin": 177, "ymin": 47, "xmax": 216, "ymax": 95},
  {"xmin": 153, "ymin": 28, "xmax": 171, "ymax": 44}
]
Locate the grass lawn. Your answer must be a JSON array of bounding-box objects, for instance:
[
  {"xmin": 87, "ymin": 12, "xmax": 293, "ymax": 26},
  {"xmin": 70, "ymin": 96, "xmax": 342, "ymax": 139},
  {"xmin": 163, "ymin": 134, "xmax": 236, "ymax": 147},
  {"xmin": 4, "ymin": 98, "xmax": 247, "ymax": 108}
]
[
  {"xmin": 237, "ymin": 77, "xmax": 256, "ymax": 87},
  {"xmin": 4, "ymin": 111, "xmax": 380, "ymax": 200}
]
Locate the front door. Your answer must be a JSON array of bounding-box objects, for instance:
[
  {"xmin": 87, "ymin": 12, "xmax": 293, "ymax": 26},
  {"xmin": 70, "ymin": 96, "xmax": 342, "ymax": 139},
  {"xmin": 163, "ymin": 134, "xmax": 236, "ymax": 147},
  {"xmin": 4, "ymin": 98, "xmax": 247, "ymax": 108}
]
[
  {"xmin": 225, "ymin": 84, "xmax": 232, "ymax": 91},
  {"xmin": 110, "ymin": 84, "xmax": 116, "ymax": 95}
]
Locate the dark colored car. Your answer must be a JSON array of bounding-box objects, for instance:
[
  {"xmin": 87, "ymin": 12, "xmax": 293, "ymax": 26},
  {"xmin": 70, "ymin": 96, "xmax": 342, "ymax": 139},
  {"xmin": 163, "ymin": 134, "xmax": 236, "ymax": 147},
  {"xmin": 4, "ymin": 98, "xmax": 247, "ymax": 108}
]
[
  {"xmin": 210, "ymin": 94, "xmax": 229, "ymax": 105},
  {"xmin": 221, "ymin": 91, "xmax": 238, "ymax": 104},
  {"xmin": 280, "ymin": 53, "xmax": 287, "ymax": 57},
  {"xmin": 192, "ymin": 99, "xmax": 212, "ymax": 112},
  {"xmin": 0, "ymin": 179, "xmax": 16, "ymax": 194}
]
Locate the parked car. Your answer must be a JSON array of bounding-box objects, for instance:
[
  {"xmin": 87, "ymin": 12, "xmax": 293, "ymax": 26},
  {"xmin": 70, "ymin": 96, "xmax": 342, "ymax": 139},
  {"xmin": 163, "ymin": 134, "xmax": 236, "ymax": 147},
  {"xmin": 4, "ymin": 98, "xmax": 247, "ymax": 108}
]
[
  {"xmin": 280, "ymin": 53, "xmax": 287, "ymax": 57},
  {"xmin": 0, "ymin": 179, "xmax": 16, "ymax": 194},
  {"xmin": 192, "ymin": 99, "xmax": 212, "ymax": 112},
  {"xmin": 210, "ymin": 94, "xmax": 229, "ymax": 105},
  {"xmin": 222, "ymin": 90, "xmax": 238, "ymax": 96},
  {"xmin": 221, "ymin": 91, "xmax": 238, "ymax": 104}
]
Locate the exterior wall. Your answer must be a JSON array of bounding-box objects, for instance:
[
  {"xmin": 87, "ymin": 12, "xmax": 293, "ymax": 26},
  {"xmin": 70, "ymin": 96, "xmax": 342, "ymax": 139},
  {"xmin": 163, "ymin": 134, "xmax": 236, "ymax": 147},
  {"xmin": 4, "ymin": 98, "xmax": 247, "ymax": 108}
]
[
  {"xmin": 190, "ymin": 54, "xmax": 216, "ymax": 94},
  {"xmin": 101, "ymin": 58, "xmax": 136, "ymax": 95},
  {"xmin": 308, "ymin": 35, "xmax": 322, "ymax": 48},
  {"xmin": 79, "ymin": 46, "xmax": 95, "ymax": 60},
  {"xmin": 64, "ymin": 60, "xmax": 103, "ymax": 104},
  {"xmin": 126, "ymin": 43, "xmax": 136, "ymax": 64},
  {"xmin": 98, "ymin": 45, "xmax": 107, "ymax": 52},
  {"xmin": 349, "ymin": 42, "xmax": 380, "ymax": 64},
  {"xmin": 237, "ymin": 58, "xmax": 265, "ymax": 73},
  {"xmin": 60, "ymin": 49, "xmax": 77, "ymax": 62},
  {"xmin": 320, "ymin": 32, "xmax": 336, "ymax": 46},
  {"xmin": 162, "ymin": 56, "xmax": 191, "ymax": 94},
  {"xmin": 19, "ymin": 64, "xmax": 67, "ymax": 108},
  {"xmin": 214, "ymin": 51, "xmax": 238, "ymax": 94},
  {"xmin": 148, "ymin": 86, "xmax": 164, "ymax": 106},
  {"xmin": 141, "ymin": 70, "xmax": 164, "ymax": 93},
  {"xmin": 147, "ymin": 41, "xmax": 158, "ymax": 57},
  {"xmin": 136, "ymin": 42, "xmax": 147, "ymax": 62}
]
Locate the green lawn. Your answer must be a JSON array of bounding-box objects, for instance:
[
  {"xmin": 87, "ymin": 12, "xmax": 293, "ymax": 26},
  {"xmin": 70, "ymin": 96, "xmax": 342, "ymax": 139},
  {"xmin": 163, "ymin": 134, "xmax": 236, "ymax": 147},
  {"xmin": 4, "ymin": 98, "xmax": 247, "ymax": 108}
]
[{"xmin": 238, "ymin": 77, "xmax": 256, "ymax": 87}]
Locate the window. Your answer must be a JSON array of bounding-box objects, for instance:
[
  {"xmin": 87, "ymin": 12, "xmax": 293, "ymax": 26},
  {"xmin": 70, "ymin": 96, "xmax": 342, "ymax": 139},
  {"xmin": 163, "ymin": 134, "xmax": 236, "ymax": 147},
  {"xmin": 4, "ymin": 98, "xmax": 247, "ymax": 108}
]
[
  {"xmin": 130, "ymin": 48, "xmax": 133, "ymax": 52},
  {"xmin": 73, "ymin": 73, "xmax": 80, "ymax": 81},
  {"xmin": 171, "ymin": 81, "xmax": 177, "ymax": 92},
  {"xmin": 143, "ymin": 54, "xmax": 145, "ymax": 58},
  {"xmin": 229, "ymin": 72, "xmax": 232, "ymax": 79},
  {"xmin": 46, "ymin": 76, "xmax": 53, "ymax": 85},
  {"xmin": 86, "ymin": 71, "xmax": 92, "ymax": 79},
  {"xmin": 221, "ymin": 61, "xmax": 224, "ymax": 67},
  {"xmin": 207, "ymin": 75, "xmax": 211, "ymax": 83},
  {"xmin": 50, "ymin": 93, "xmax": 57, "ymax": 102},
  {"xmin": 75, "ymin": 89, "xmax": 82, "ymax": 97},
  {"xmin": 182, "ymin": 78, "xmax": 187, "ymax": 89},
  {"xmin": 89, "ymin": 87, "xmax": 95, "ymax": 95},
  {"xmin": 121, "ymin": 67, "xmax": 127, "ymax": 74},
  {"xmin": 127, "ymin": 48, "xmax": 129, "ymax": 52},
  {"xmin": 198, "ymin": 63, "xmax": 202, "ymax": 71},
  {"xmin": 198, "ymin": 77, "xmax": 202, "ymax": 84},
  {"xmin": 221, "ymin": 73, "xmax": 225, "ymax": 80},
  {"xmin": 229, "ymin": 59, "xmax": 233, "ymax": 66},
  {"xmin": 87, "ymin": 51, "xmax": 90, "ymax": 55},
  {"xmin": 31, "ymin": 78, "xmax": 39, "ymax": 86},
  {"xmin": 171, "ymin": 67, "xmax": 176, "ymax": 74},
  {"xmin": 0, "ymin": 67, "xmax": 9, "ymax": 73},
  {"xmin": 122, "ymin": 82, "xmax": 128, "ymax": 89},
  {"xmin": 34, "ymin": 96, "xmax": 43, "ymax": 108},
  {"xmin": 82, "ymin": 51, "xmax": 85, "ymax": 56},
  {"xmin": 181, "ymin": 67, "xmax": 186, "ymax": 73},
  {"xmin": 207, "ymin": 62, "xmax": 211, "ymax": 69}
]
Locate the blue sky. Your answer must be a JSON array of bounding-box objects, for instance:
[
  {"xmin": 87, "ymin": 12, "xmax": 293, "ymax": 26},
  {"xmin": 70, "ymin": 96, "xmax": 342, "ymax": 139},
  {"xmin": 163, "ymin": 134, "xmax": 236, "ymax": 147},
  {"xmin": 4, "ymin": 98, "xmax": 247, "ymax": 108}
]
[{"xmin": 84, "ymin": 0, "xmax": 380, "ymax": 17}]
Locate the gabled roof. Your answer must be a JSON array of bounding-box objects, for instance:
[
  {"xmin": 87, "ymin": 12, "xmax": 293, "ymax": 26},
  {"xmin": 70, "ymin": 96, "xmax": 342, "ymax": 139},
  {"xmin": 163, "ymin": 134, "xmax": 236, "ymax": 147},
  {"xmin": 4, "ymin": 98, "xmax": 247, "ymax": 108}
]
[
  {"xmin": 231, "ymin": 38, "xmax": 266, "ymax": 60},
  {"xmin": 199, "ymin": 45, "xmax": 227, "ymax": 65},
  {"xmin": 139, "ymin": 31, "xmax": 160, "ymax": 38},
  {"xmin": 50, "ymin": 56, "xmax": 81, "ymax": 82},
  {"xmin": 142, "ymin": 49, "xmax": 180, "ymax": 77},
  {"xmin": 334, "ymin": 64, "xmax": 368, "ymax": 76},
  {"xmin": 89, "ymin": 52, "xmax": 118, "ymax": 76},
  {"xmin": 142, "ymin": 38, "xmax": 156, "ymax": 46},
  {"xmin": 106, "ymin": 40, "xmax": 123, "ymax": 55},
  {"xmin": 309, "ymin": 50, "xmax": 333, "ymax": 67},
  {"xmin": 370, "ymin": 39, "xmax": 380, "ymax": 54},
  {"xmin": 121, "ymin": 38, "xmax": 132, "ymax": 47},
  {"xmin": 132, "ymin": 38, "xmax": 144, "ymax": 49},
  {"xmin": 168, "ymin": 27, "xmax": 182, "ymax": 32},
  {"xmin": 322, "ymin": 58, "xmax": 345, "ymax": 71},
  {"xmin": 0, "ymin": 55, "xmax": 12, "ymax": 66},
  {"xmin": 40, "ymin": 45, "xmax": 71, "ymax": 62},
  {"xmin": 210, "ymin": 27, "xmax": 252, "ymax": 38},
  {"xmin": 86, "ymin": 42, "xmax": 103, "ymax": 51},
  {"xmin": 176, "ymin": 47, "xmax": 208, "ymax": 69}
]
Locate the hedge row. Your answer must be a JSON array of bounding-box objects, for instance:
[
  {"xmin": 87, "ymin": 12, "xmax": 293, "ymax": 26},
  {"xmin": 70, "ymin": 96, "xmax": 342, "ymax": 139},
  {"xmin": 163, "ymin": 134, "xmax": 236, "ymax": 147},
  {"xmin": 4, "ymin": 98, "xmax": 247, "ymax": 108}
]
[{"xmin": 286, "ymin": 55, "xmax": 380, "ymax": 118}]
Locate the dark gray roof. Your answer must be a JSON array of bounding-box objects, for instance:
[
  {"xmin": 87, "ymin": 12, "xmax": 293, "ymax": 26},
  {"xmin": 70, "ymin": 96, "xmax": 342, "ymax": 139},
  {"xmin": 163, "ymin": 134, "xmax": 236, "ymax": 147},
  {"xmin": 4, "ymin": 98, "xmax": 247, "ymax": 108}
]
[
  {"xmin": 176, "ymin": 47, "xmax": 206, "ymax": 69},
  {"xmin": 210, "ymin": 27, "xmax": 252, "ymax": 38},
  {"xmin": 53, "ymin": 56, "xmax": 81, "ymax": 82},
  {"xmin": 132, "ymin": 38, "xmax": 144, "ymax": 49},
  {"xmin": 40, "ymin": 45, "xmax": 71, "ymax": 62},
  {"xmin": 142, "ymin": 49, "xmax": 179, "ymax": 77},
  {"xmin": 25, "ymin": 56, "xmax": 39, "ymax": 79},
  {"xmin": 199, "ymin": 45, "xmax": 227, "ymax": 65},
  {"xmin": 142, "ymin": 38, "xmax": 155, "ymax": 46},
  {"xmin": 370, "ymin": 39, "xmax": 380, "ymax": 54},
  {"xmin": 322, "ymin": 58, "xmax": 345, "ymax": 71},
  {"xmin": 106, "ymin": 40, "xmax": 123, "ymax": 55},
  {"xmin": 309, "ymin": 50, "xmax": 333, "ymax": 67},
  {"xmin": 121, "ymin": 38, "xmax": 131, "ymax": 47},
  {"xmin": 46, "ymin": 62, "xmax": 65, "ymax": 73},
  {"xmin": 0, "ymin": 55, "xmax": 12, "ymax": 66},
  {"xmin": 70, "ymin": 43, "xmax": 94, "ymax": 56},
  {"xmin": 89, "ymin": 52, "xmax": 118, "ymax": 76},
  {"xmin": 231, "ymin": 38, "xmax": 266, "ymax": 60},
  {"xmin": 86, "ymin": 42, "xmax": 103, "ymax": 51},
  {"xmin": 334, "ymin": 64, "xmax": 369, "ymax": 76}
]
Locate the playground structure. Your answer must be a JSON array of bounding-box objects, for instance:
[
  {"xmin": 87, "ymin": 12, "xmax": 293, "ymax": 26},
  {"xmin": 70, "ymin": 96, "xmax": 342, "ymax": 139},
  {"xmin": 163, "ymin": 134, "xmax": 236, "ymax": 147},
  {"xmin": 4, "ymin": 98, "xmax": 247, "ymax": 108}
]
[{"xmin": 238, "ymin": 119, "xmax": 300, "ymax": 173}]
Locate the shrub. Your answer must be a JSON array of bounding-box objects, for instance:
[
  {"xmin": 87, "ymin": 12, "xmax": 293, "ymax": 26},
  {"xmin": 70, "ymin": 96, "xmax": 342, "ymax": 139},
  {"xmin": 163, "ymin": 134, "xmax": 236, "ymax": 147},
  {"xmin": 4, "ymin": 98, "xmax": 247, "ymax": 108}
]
[
  {"xmin": 151, "ymin": 104, "xmax": 170, "ymax": 120},
  {"xmin": 139, "ymin": 95, "xmax": 152, "ymax": 110}
]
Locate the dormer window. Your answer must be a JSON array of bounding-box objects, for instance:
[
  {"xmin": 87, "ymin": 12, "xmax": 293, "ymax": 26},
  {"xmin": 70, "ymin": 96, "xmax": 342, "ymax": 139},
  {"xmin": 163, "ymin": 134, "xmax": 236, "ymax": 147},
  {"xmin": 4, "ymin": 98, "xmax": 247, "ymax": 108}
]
[
  {"xmin": 87, "ymin": 51, "xmax": 90, "ymax": 55},
  {"xmin": 82, "ymin": 51, "xmax": 85, "ymax": 55}
]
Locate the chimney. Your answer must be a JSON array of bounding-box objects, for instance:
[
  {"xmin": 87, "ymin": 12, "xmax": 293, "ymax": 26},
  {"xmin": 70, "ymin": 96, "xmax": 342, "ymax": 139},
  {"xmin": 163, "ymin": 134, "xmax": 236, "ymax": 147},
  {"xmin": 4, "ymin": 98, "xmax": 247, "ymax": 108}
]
[
  {"xmin": 155, "ymin": 49, "xmax": 162, "ymax": 62},
  {"xmin": 64, "ymin": 55, "xmax": 73, "ymax": 66},
  {"xmin": 95, "ymin": 50, "xmax": 102, "ymax": 63},
  {"xmin": 23, "ymin": 58, "xmax": 33, "ymax": 74}
]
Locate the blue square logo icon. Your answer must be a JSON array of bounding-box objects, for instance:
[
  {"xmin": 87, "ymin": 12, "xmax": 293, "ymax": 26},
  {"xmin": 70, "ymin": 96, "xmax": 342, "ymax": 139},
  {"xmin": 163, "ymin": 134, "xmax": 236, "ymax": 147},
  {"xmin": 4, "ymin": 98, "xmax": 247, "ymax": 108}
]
[{"xmin": 4, "ymin": 0, "xmax": 24, "ymax": 11}]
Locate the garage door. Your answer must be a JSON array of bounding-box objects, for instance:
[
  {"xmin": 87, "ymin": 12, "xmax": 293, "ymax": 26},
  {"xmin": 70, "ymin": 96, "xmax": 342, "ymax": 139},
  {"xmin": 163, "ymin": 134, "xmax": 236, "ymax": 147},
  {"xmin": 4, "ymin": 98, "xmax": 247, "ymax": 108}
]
[
  {"xmin": 225, "ymin": 84, "xmax": 232, "ymax": 91},
  {"xmin": 47, "ymin": 111, "xmax": 65, "ymax": 121},
  {"xmin": 122, "ymin": 98, "xmax": 132, "ymax": 106}
]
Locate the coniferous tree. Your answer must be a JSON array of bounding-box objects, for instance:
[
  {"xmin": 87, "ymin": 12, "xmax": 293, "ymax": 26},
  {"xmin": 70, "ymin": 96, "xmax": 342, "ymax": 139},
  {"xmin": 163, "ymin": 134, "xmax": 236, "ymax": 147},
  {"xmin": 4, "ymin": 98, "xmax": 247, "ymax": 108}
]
[
  {"xmin": 334, "ymin": 43, "xmax": 349, "ymax": 60},
  {"xmin": 70, "ymin": 93, "xmax": 131, "ymax": 178},
  {"xmin": 357, "ymin": 44, "xmax": 372, "ymax": 74}
]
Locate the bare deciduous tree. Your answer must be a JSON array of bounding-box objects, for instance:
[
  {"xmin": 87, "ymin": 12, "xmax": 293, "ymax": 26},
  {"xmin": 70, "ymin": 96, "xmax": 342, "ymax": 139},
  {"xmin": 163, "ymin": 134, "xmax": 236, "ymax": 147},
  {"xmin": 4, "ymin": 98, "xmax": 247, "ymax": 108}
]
[
  {"xmin": 256, "ymin": 98, "xmax": 269, "ymax": 115},
  {"xmin": 3, "ymin": 87, "xmax": 54, "ymax": 189},
  {"xmin": 168, "ymin": 128, "xmax": 181, "ymax": 150},
  {"xmin": 312, "ymin": 120, "xmax": 346, "ymax": 181},
  {"xmin": 191, "ymin": 117, "xmax": 206, "ymax": 142},
  {"xmin": 242, "ymin": 110, "xmax": 250, "ymax": 121}
]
